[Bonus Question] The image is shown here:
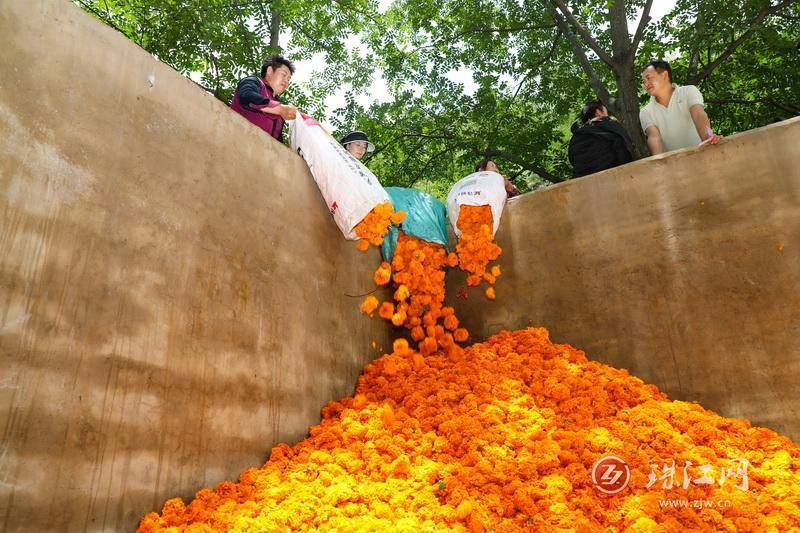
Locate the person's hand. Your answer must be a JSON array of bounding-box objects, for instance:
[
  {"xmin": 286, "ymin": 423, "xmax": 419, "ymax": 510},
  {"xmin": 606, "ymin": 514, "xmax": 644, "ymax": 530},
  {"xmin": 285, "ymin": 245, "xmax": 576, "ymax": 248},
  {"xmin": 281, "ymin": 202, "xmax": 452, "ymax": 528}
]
[
  {"xmin": 261, "ymin": 103, "xmax": 297, "ymax": 120},
  {"xmin": 278, "ymin": 104, "xmax": 297, "ymax": 120},
  {"xmin": 699, "ymin": 126, "xmax": 723, "ymax": 146},
  {"xmin": 503, "ymin": 176, "xmax": 521, "ymax": 197},
  {"xmin": 699, "ymin": 133, "xmax": 723, "ymax": 146}
]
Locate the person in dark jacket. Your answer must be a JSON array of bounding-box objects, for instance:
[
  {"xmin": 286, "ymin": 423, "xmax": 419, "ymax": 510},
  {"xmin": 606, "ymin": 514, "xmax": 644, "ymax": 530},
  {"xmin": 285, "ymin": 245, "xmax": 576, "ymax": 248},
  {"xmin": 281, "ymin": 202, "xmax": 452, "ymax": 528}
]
[
  {"xmin": 230, "ymin": 55, "xmax": 297, "ymax": 141},
  {"xmin": 568, "ymin": 100, "xmax": 633, "ymax": 177}
]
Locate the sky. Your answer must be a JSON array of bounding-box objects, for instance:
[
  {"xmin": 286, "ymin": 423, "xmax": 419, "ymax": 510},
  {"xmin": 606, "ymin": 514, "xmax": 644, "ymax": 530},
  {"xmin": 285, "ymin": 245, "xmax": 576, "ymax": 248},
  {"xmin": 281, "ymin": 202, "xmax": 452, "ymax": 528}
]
[{"xmin": 290, "ymin": 0, "xmax": 679, "ymax": 129}]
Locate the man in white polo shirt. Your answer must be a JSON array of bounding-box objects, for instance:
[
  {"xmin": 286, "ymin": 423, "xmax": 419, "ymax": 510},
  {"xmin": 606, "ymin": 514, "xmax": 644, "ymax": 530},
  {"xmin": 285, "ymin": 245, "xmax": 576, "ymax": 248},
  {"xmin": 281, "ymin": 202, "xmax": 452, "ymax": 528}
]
[{"xmin": 639, "ymin": 60, "xmax": 722, "ymax": 155}]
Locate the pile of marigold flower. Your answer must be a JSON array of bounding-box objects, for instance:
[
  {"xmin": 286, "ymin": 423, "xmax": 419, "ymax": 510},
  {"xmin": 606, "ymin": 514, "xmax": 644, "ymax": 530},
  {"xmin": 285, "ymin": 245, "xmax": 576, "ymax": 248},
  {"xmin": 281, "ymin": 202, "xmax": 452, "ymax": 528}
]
[
  {"xmin": 362, "ymin": 232, "xmax": 467, "ymax": 355},
  {"xmin": 138, "ymin": 328, "xmax": 800, "ymax": 532},
  {"xmin": 455, "ymin": 205, "xmax": 502, "ymax": 300}
]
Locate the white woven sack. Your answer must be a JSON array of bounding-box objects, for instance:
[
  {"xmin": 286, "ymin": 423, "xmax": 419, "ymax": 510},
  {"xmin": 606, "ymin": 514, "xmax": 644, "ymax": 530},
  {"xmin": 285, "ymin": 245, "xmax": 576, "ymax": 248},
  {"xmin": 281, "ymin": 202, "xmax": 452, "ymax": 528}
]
[
  {"xmin": 446, "ymin": 171, "xmax": 507, "ymax": 237},
  {"xmin": 290, "ymin": 114, "xmax": 390, "ymax": 240}
]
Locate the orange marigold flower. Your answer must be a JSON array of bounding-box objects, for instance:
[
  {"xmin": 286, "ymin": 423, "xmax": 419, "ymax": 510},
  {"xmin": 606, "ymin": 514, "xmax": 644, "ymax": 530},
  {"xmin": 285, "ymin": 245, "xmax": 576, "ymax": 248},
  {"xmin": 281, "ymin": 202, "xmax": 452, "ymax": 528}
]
[
  {"xmin": 454, "ymin": 499, "xmax": 474, "ymax": 520},
  {"xmin": 364, "ymin": 231, "xmax": 471, "ymax": 352},
  {"xmin": 360, "ymin": 295, "xmax": 379, "ymax": 315},
  {"xmin": 455, "ymin": 205, "xmax": 502, "ymax": 293},
  {"xmin": 374, "ymin": 262, "xmax": 392, "ymax": 286},
  {"xmin": 419, "ymin": 336, "xmax": 438, "ymax": 356},
  {"xmin": 390, "ymin": 454, "xmax": 411, "ymax": 477},
  {"xmin": 352, "ymin": 393, "xmax": 368, "ymax": 409},
  {"xmin": 355, "ymin": 202, "xmax": 397, "ymax": 249},
  {"xmin": 392, "ymin": 338, "xmax": 411, "ymax": 355},
  {"xmin": 454, "ymin": 328, "xmax": 469, "ymax": 342},
  {"xmin": 378, "ymin": 302, "xmax": 395, "ymax": 319},
  {"xmin": 391, "ymin": 311, "xmax": 406, "ymax": 326},
  {"xmin": 394, "ymin": 285, "xmax": 410, "ymax": 301},
  {"xmin": 444, "ymin": 314, "xmax": 459, "ymax": 331},
  {"xmin": 141, "ymin": 327, "xmax": 800, "ymax": 532},
  {"xmin": 390, "ymin": 210, "xmax": 408, "ymax": 225},
  {"xmin": 485, "ymin": 287, "xmax": 496, "ymax": 300},
  {"xmin": 380, "ymin": 404, "xmax": 394, "ymax": 428}
]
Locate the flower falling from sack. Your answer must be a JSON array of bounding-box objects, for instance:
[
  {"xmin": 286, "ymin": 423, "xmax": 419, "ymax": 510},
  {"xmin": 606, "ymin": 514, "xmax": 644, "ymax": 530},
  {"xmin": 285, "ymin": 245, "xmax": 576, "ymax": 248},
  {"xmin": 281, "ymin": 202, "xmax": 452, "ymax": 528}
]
[
  {"xmin": 364, "ymin": 232, "xmax": 467, "ymax": 356},
  {"xmin": 456, "ymin": 205, "xmax": 502, "ymax": 298},
  {"xmin": 138, "ymin": 327, "xmax": 800, "ymax": 532},
  {"xmin": 355, "ymin": 202, "xmax": 407, "ymax": 251}
]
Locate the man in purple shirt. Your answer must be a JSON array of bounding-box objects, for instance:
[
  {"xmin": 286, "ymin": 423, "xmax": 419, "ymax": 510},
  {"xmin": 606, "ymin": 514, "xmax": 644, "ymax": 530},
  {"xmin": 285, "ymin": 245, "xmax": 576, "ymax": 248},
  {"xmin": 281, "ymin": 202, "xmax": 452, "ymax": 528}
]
[{"xmin": 230, "ymin": 55, "xmax": 297, "ymax": 142}]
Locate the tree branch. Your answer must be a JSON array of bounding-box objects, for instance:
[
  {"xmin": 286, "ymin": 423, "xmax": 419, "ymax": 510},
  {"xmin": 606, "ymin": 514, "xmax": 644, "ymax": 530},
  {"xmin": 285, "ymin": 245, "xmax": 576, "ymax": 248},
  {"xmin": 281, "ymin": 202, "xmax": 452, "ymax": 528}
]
[
  {"xmin": 366, "ymin": 129, "xmax": 457, "ymax": 166},
  {"xmin": 689, "ymin": 0, "xmax": 795, "ymax": 84},
  {"xmin": 486, "ymin": 148, "xmax": 563, "ymax": 183},
  {"xmin": 232, "ymin": 0, "xmax": 259, "ymax": 72},
  {"xmin": 631, "ymin": 0, "xmax": 654, "ymax": 52},
  {"xmin": 270, "ymin": 8, "xmax": 281, "ymax": 49},
  {"xmin": 549, "ymin": 7, "xmax": 616, "ymax": 111},
  {"xmin": 551, "ymin": 0, "xmax": 614, "ymax": 66},
  {"xmin": 410, "ymin": 23, "xmax": 556, "ymax": 54},
  {"xmin": 292, "ymin": 22, "xmax": 339, "ymax": 55},
  {"xmin": 606, "ymin": 0, "xmax": 631, "ymax": 60},
  {"xmin": 75, "ymin": 0, "xmax": 126, "ymax": 35},
  {"xmin": 329, "ymin": 0, "xmax": 380, "ymax": 25},
  {"xmin": 411, "ymin": 147, "xmax": 455, "ymax": 185},
  {"xmin": 485, "ymin": 30, "xmax": 562, "ymax": 151}
]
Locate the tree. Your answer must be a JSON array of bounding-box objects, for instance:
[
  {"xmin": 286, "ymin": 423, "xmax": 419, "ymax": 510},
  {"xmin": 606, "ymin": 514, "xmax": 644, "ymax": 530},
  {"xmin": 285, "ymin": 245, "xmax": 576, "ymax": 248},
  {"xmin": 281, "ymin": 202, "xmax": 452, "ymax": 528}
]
[
  {"xmin": 74, "ymin": 0, "xmax": 380, "ymax": 116},
  {"xmin": 657, "ymin": 0, "xmax": 800, "ymax": 134},
  {"xmin": 357, "ymin": 0, "xmax": 798, "ymax": 189},
  {"xmin": 76, "ymin": 0, "xmax": 799, "ymax": 196}
]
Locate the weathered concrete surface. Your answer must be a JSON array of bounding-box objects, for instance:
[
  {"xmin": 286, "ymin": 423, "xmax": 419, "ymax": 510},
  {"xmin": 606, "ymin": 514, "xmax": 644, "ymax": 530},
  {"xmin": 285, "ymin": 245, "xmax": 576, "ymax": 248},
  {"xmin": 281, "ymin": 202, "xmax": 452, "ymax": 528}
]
[
  {"xmin": 0, "ymin": 1, "xmax": 392, "ymax": 531},
  {"xmin": 449, "ymin": 116, "xmax": 800, "ymax": 443}
]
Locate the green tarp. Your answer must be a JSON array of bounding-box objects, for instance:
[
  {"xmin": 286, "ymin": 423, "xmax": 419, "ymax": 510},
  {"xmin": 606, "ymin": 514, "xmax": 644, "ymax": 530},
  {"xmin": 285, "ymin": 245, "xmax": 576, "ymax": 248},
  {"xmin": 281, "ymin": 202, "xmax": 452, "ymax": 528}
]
[{"xmin": 381, "ymin": 187, "xmax": 449, "ymax": 261}]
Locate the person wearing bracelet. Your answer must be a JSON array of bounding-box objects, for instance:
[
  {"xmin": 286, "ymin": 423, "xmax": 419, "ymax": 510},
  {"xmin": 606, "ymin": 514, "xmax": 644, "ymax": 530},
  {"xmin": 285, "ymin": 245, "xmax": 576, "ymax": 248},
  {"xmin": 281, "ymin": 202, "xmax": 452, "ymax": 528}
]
[{"xmin": 640, "ymin": 60, "xmax": 722, "ymax": 155}]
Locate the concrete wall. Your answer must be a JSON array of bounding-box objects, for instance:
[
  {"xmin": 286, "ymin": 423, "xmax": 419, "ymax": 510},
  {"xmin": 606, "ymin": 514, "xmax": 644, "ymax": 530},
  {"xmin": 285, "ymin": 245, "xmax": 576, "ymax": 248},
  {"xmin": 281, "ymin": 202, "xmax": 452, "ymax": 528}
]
[
  {"xmin": 449, "ymin": 117, "xmax": 800, "ymax": 443},
  {"xmin": 0, "ymin": 1, "xmax": 392, "ymax": 531}
]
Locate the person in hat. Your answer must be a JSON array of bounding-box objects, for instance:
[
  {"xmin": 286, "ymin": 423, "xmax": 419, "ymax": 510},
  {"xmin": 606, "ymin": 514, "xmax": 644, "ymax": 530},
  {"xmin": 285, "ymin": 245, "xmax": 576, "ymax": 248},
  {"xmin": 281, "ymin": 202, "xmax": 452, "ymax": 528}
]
[
  {"xmin": 230, "ymin": 55, "xmax": 297, "ymax": 142},
  {"xmin": 340, "ymin": 131, "xmax": 375, "ymax": 160}
]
